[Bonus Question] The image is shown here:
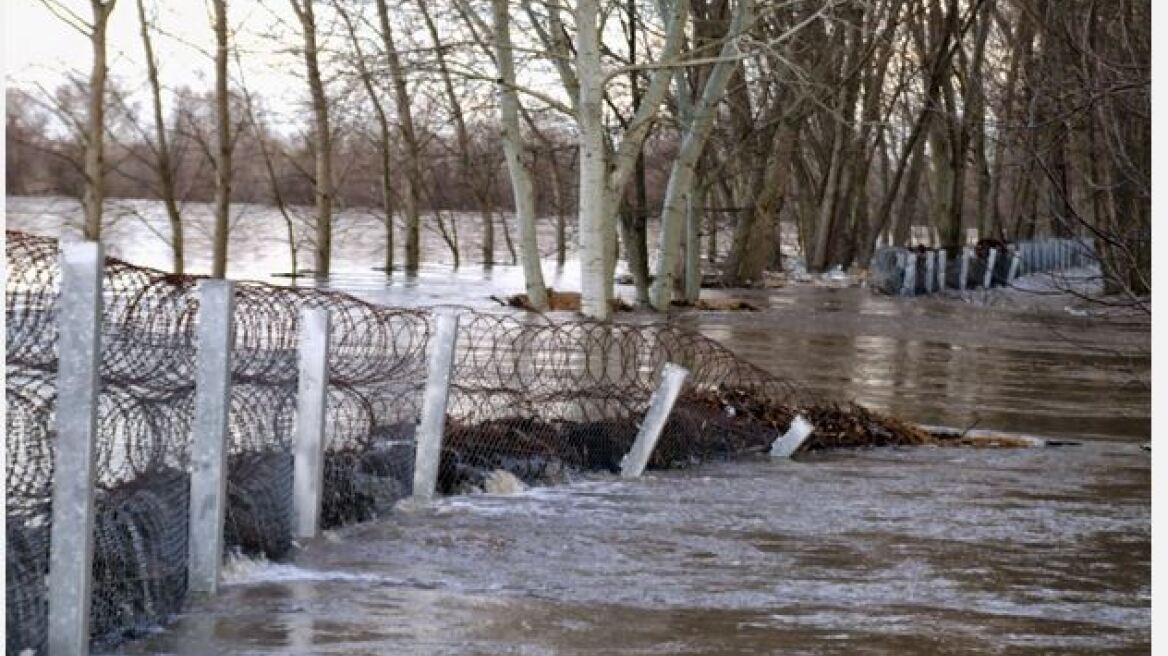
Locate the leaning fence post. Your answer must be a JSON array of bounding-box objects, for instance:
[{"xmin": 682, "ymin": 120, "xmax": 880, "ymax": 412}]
[
  {"xmin": 188, "ymin": 280, "xmax": 236, "ymax": 594},
  {"xmin": 622, "ymin": 363, "xmax": 689, "ymax": 478},
  {"xmin": 294, "ymin": 307, "xmax": 331, "ymax": 539},
  {"xmin": 983, "ymin": 248, "xmax": 998, "ymax": 289},
  {"xmin": 900, "ymin": 252, "xmax": 917, "ymax": 296},
  {"xmin": 936, "ymin": 249, "xmax": 947, "ymax": 291},
  {"xmin": 924, "ymin": 251, "xmax": 936, "ymax": 294},
  {"xmin": 47, "ymin": 241, "xmax": 103, "ymax": 656},
  {"xmin": 959, "ymin": 248, "xmax": 970, "ymax": 291},
  {"xmin": 413, "ymin": 311, "xmax": 460, "ymax": 501}
]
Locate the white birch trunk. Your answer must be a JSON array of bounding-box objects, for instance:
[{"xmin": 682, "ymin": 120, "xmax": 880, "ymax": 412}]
[
  {"xmin": 576, "ymin": 0, "xmax": 609, "ymax": 319},
  {"xmin": 572, "ymin": 0, "xmax": 690, "ymax": 318},
  {"xmin": 651, "ymin": 0, "xmax": 752, "ymax": 309},
  {"xmin": 493, "ymin": 0, "xmax": 547, "ymax": 310}
]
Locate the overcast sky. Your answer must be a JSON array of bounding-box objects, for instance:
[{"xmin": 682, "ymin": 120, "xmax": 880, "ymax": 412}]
[{"xmin": 5, "ymin": 1, "xmax": 308, "ymax": 122}]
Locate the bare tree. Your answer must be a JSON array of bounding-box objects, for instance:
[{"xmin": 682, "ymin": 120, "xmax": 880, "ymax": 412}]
[
  {"xmin": 210, "ymin": 0, "xmax": 232, "ymax": 277},
  {"xmin": 334, "ymin": 0, "xmax": 395, "ymax": 273},
  {"xmin": 491, "ymin": 0, "xmax": 548, "ymax": 309},
  {"xmin": 289, "ymin": 0, "xmax": 333, "ymax": 276},
  {"xmin": 37, "ymin": 0, "xmax": 118, "ymax": 240},
  {"xmin": 373, "ymin": 0, "xmax": 423, "ymax": 273},
  {"xmin": 134, "ymin": 0, "xmax": 184, "ymax": 273}
]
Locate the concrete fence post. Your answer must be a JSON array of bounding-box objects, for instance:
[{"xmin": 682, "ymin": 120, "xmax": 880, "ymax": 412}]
[
  {"xmin": 294, "ymin": 307, "xmax": 331, "ymax": 539},
  {"xmin": 412, "ymin": 311, "xmax": 460, "ymax": 501},
  {"xmin": 936, "ymin": 249, "xmax": 947, "ymax": 291},
  {"xmin": 984, "ymin": 248, "xmax": 998, "ymax": 289},
  {"xmin": 621, "ymin": 363, "xmax": 690, "ymax": 478},
  {"xmin": 901, "ymin": 252, "xmax": 917, "ymax": 296},
  {"xmin": 188, "ymin": 280, "xmax": 236, "ymax": 594},
  {"xmin": 959, "ymin": 248, "xmax": 970, "ymax": 291},
  {"xmin": 924, "ymin": 251, "xmax": 936, "ymax": 294},
  {"xmin": 770, "ymin": 415, "xmax": 815, "ymax": 458},
  {"xmin": 47, "ymin": 242, "xmax": 103, "ymax": 656}
]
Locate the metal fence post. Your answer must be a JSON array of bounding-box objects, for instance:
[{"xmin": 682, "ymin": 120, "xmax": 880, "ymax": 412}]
[
  {"xmin": 188, "ymin": 280, "xmax": 235, "ymax": 594},
  {"xmin": 413, "ymin": 311, "xmax": 460, "ymax": 501},
  {"xmin": 959, "ymin": 248, "xmax": 970, "ymax": 291},
  {"xmin": 936, "ymin": 249, "xmax": 947, "ymax": 291},
  {"xmin": 294, "ymin": 307, "xmax": 331, "ymax": 539},
  {"xmin": 621, "ymin": 363, "xmax": 689, "ymax": 478},
  {"xmin": 47, "ymin": 242, "xmax": 103, "ymax": 656},
  {"xmin": 983, "ymin": 248, "xmax": 998, "ymax": 289},
  {"xmin": 924, "ymin": 251, "xmax": 936, "ymax": 294}
]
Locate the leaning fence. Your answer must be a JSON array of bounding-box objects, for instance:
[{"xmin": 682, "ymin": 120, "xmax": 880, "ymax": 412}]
[
  {"xmin": 868, "ymin": 236, "xmax": 1097, "ymax": 296},
  {"xmin": 6, "ymin": 230, "xmax": 930, "ymax": 654}
]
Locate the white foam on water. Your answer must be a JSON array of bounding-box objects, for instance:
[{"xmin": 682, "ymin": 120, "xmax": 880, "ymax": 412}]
[{"xmin": 220, "ymin": 552, "xmax": 389, "ymax": 586}]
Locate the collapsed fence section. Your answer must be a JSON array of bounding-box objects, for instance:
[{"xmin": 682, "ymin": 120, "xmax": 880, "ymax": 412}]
[
  {"xmin": 6, "ymin": 230, "xmax": 936, "ymax": 654},
  {"xmin": 868, "ymin": 237, "xmax": 1097, "ymax": 296}
]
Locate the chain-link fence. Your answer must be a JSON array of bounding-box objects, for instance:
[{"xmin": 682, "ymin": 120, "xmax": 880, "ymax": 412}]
[{"xmin": 6, "ymin": 230, "xmax": 931, "ymax": 653}]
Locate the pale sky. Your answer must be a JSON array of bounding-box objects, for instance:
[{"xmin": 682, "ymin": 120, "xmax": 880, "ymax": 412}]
[{"xmin": 5, "ymin": 1, "xmax": 312, "ymax": 127}]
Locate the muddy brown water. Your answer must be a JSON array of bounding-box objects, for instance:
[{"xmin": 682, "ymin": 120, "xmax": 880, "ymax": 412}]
[{"xmin": 6, "ymin": 197, "xmax": 1150, "ymax": 654}]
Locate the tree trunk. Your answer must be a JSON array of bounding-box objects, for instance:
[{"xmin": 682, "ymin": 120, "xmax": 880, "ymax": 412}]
[
  {"xmin": 375, "ymin": 0, "xmax": 423, "ymax": 272},
  {"xmin": 419, "ymin": 0, "xmax": 490, "ymax": 269},
  {"xmin": 292, "ymin": 0, "xmax": 332, "ymax": 277},
  {"xmin": 211, "ymin": 0, "xmax": 231, "ymax": 278},
  {"xmin": 736, "ymin": 123, "xmax": 796, "ymax": 283},
  {"xmin": 683, "ymin": 160, "xmax": 704, "ymax": 303},
  {"xmin": 335, "ymin": 0, "xmax": 393, "ymax": 273},
  {"xmin": 83, "ymin": 0, "xmax": 116, "ymax": 242},
  {"xmin": 492, "ymin": 0, "xmax": 547, "ymax": 310},
  {"xmin": 135, "ymin": 0, "xmax": 183, "ymax": 274},
  {"xmin": 650, "ymin": 0, "xmax": 750, "ymax": 309},
  {"xmin": 576, "ymin": 0, "xmax": 609, "ymax": 319}
]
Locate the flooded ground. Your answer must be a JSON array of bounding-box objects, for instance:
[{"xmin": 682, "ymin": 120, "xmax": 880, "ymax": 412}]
[{"xmin": 6, "ymin": 197, "xmax": 1151, "ymax": 654}]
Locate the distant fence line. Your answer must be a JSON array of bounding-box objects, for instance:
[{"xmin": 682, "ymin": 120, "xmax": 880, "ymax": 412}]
[{"xmin": 868, "ymin": 237, "xmax": 1097, "ymax": 297}]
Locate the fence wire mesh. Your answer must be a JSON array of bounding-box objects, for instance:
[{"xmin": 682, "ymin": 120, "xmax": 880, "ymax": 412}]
[{"xmin": 6, "ymin": 230, "xmax": 929, "ymax": 653}]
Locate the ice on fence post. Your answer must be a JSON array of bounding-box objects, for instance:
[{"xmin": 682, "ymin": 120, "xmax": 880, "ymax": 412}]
[
  {"xmin": 188, "ymin": 280, "xmax": 235, "ymax": 594},
  {"xmin": 621, "ymin": 363, "xmax": 689, "ymax": 478},
  {"xmin": 294, "ymin": 307, "xmax": 331, "ymax": 539},
  {"xmin": 1007, "ymin": 252, "xmax": 1021, "ymax": 283},
  {"xmin": 47, "ymin": 242, "xmax": 103, "ymax": 656},
  {"xmin": 770, "ymin": 416, "xmax": 815, "ymax": 458},
  {"xmin": 412, "ymin": 311, "xmax": 460, "ymax": 501},
  {"xmin": 936, "ymin": 249, "xmax": 947, "ymax": 291}
]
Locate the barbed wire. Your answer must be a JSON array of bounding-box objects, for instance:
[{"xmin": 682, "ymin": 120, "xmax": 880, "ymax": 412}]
[{"xmin": 5, "ymin": 229, "xmax": 927, "ymax": 653}]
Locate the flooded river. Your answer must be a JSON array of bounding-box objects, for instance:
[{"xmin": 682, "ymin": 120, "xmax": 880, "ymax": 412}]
[{"xmin": 6, "ymin": 197, "xmax": 1151, "ymax": 653}]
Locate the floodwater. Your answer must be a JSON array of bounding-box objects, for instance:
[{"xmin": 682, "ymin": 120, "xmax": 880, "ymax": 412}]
[{"xmin": 5, "ymin": 197, "xmax": 1151, "ymax": 654}]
